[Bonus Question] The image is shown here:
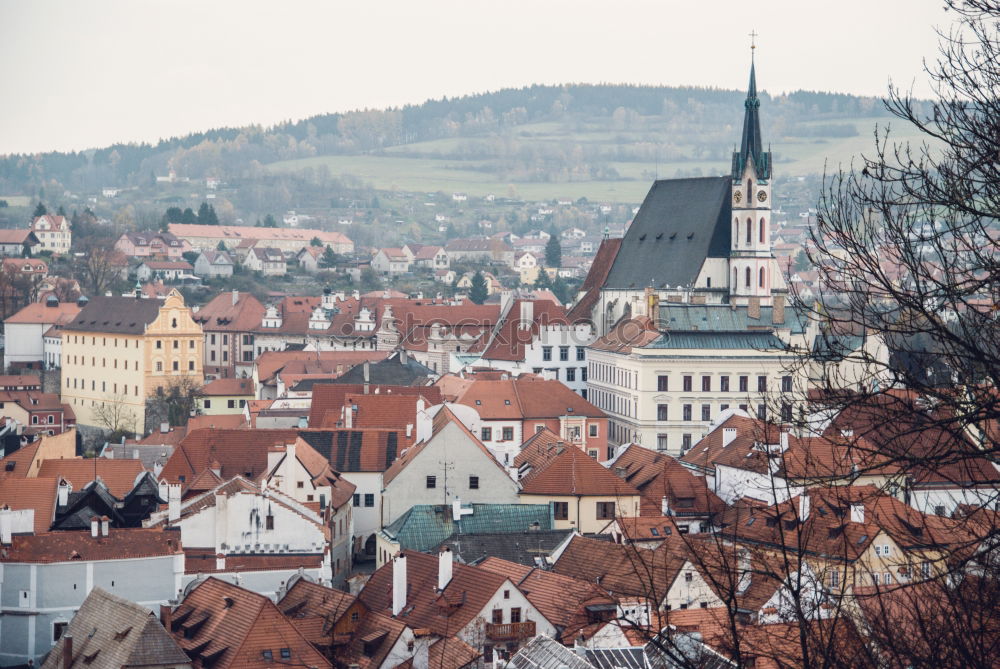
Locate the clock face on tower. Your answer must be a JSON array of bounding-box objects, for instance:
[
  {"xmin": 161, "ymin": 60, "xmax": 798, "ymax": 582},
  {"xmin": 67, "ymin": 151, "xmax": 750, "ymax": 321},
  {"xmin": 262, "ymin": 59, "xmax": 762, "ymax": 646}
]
[
  {"xmin": 733, "ymin": 191, "xmax": 743, "ymax": 204},
  {"xmin": 757, "ymin": 190, "xmax": 768, "ymax": 203}
]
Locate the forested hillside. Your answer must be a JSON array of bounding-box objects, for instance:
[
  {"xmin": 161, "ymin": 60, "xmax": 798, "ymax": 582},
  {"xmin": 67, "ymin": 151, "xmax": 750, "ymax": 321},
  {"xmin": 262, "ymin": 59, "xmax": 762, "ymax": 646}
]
[{"xmin": 0, "ymin": 84, "xmax": 905, "ymax": 200}]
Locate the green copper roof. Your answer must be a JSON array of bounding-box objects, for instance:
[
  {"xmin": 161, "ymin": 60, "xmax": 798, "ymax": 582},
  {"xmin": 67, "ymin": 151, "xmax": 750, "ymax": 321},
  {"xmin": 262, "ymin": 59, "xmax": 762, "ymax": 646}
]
[
  {"xmin": 732, "ymin": 59, "xmax": 771, "ymax": 181},
  {"xmin": 647, "ymin": 331, "xmax": 787, "ymax": 350},
  {"xmin": 381, "ymin": 503, "xmax": 554, "ymax": 553}
]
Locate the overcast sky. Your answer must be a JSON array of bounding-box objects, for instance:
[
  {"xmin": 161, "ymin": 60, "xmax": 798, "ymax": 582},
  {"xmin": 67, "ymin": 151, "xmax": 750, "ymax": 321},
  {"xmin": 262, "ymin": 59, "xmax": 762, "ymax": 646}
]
[{"xmin": 0, "ymin": 0, "xmax": 950, "ymax": 155}]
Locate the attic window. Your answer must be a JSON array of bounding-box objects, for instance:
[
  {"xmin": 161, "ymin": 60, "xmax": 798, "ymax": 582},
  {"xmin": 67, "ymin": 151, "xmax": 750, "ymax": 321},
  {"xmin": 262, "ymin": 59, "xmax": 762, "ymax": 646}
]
[
  {"xmin": 504, "ymin": 399, "xmax": 511, "ymax": 405},
  {"xmin": 82, "ymin": 650, "xmax": 101, "ymax": 664},
  {"xmin": 475, "ymin": 400, "xmax": 481, "ymax": 405},
  {"xmin": 857, "ymin": 535, "xmax": 868, "ymax": 545},
  {"xmin": 261, "ymin": 650, "xmax": 273, "ymax": 662},
  {"xmin": 650, "ymin": 528, "xmax": 659, "ymax": 536},
  {"xmin": 280, "ymin": 648, "xmax": 291, "ymax": 659}
]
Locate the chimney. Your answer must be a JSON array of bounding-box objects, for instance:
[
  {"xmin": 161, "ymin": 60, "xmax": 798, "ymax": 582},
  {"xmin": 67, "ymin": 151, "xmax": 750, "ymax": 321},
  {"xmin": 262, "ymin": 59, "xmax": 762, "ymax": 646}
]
[
  {"xmin": 363, "ymin": 361, "xmax": 371, "ymax": 384},
  {"xmin": 100, "ymin": 515, "xmax": 110, "ymax": 537},
  {"xmin": 519, "ymin": 300, "xmax": 534, "ymax": 328},
  {"xmin": 798, "ymin": 495, "xmax": 811, "ymax": 521},
  {"xmin": 58, "ymin": 481, "xmax": 69, "ymax": 507},
  {"xmin": 850, "ymin": 503, "xmax": 865, "ymax": 524},
  {"xmin": 661, "ymin": 496, "xmax": 670, "ymax": 517},
  {"xmin": 779, "ymin": 430, "xmax": 789, "ymax": 452},
  {"xmin": 722, "ymin": 427, "xmax": 738, "ymax": 447},
  {"xmin": 90, "ymin": 516, "xmax": 99, "ymax": 538},
  {"xmin": 159, "ymin": 604, "xmax": 172, "ymax": 629},
  {"xmin": 438, "ymin": 547, "xmax": 454, "ymax": 590},
  {"xmin": 232, "ymin": 289, "xmax": 239, "ymax": 306},
  {"xmin": 216, "ymin": 553, "xmax": 226, "ymax": 571},
  {"xmin": 737, "ymin": 549, "xmax": 752, "ymax": 593},
  {"xmin": 399, "ymin": 350, "xmax": 408, "ymax": 365},
  {"xmin": 168, "ymin": 484, "xmax": 181, "ymax": 522},
  {"xmin": 748, "ymin": 296, "xmax": 761, "ymax": 320},
  {"xmin": 773, "ymin": 295, "xmax": 785, "ymax": 325},
  {"xmin": 160, "ymin": 422, "xmax": 169, "ymax": 434},
  {"xmin": 62, "ymin": 634, "xmax": 73, "ymax": 669},
  {"xmin": 158, "ymin": 479, "xmax": 168, "ymax": 502},
  {"xmin": 0, "ymin": 509, "xmax": 12, "ymax": 545},
  {"xmin": 392, "ymin": 554, "xmax": 407, "ymax": 616}
]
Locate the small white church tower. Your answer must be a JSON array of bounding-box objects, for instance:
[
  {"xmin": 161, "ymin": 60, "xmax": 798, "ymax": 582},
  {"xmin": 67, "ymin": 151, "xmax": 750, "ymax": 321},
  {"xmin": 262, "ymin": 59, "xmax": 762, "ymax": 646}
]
[{"xmin": 729, "ymin": 46, "xmax": 776, "ymax": 305}]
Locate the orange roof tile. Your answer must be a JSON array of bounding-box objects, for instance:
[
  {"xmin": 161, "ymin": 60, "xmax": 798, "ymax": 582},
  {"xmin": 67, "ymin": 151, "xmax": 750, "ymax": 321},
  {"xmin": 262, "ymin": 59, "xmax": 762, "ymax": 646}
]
[
  {"xmin": 0, "ymin": 527, "xmax": 182, "ymax": 563},
  {"xmin": 518, "ymin": 447, "xmax": 639, "ymax": 497},
  {"xmin": 0, "ymin": 477, "xmax": 59, "ymax": 532},
  {"xmin": 36, "ymin": 458, "xmax": 144, "ymax": 498}
]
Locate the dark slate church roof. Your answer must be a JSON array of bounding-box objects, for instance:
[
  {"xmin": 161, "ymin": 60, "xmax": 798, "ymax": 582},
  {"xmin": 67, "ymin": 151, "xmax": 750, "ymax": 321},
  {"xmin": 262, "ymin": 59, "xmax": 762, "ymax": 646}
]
[{"xmin": 603, "ymin": 176, "xmax": 731, "ymax": 290}]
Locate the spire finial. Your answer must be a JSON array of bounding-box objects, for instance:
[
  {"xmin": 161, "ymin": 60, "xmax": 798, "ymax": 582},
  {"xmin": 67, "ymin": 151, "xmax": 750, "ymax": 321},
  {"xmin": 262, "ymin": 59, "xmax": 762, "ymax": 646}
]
[{"xmin": 749, "ymin": 29, "xmax": 758, "ymax": 53}]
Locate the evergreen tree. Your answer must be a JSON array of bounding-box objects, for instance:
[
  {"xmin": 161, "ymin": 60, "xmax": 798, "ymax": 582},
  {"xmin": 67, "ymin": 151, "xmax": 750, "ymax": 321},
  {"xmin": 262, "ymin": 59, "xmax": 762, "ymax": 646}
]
[
  {"xmin": 181, "ymin": 208, "xmax": 197, "ymax": 224},
  {"xmin": 216, "ymin": 241, "xmax": 227, "ymax": 252},
  {"xmin": 469, "ymin": 271, "xmax": 489, "ymax": 304},
  {"xmin": 321, "ymin": 246, "xmax": 338, "ymax": 268},
  {"xmin": 56, "ymin": 205, "xmax": 66, "ymax": 217},
  {"xmin": 33, "ymin": 202, "xmax": 47, "ymax": 218},
  {"xmin": 196, "ymin": 202, "xmax": 218, "ymax": 225},
  {"xmin": 310, "ymin": 236, "xmax": 323, "ymax": 247},
  {"xmin": 165, "ymin": 206, "xmax": 184, "ymax": 223},
  {"xmin": 545, "ymin": 234, "xmax": 562, "ymax": 268},
  {"xmin": 534, "ymin": 266, "xmax": 552, "ymax": 289},
  {"xmin": 263, "ymin": 214, "xmax": 277, "ymax": 228},
  {"xmin": 552, "ymin": 274, "xmax": 570, "ymax": 304}
]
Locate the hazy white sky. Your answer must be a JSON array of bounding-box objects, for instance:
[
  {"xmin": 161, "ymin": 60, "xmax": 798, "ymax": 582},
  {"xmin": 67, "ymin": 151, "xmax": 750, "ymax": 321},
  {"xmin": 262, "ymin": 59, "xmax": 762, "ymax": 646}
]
[{"xmin": 0, "ymin": 0, "xmax": 949, "ymax": 155}]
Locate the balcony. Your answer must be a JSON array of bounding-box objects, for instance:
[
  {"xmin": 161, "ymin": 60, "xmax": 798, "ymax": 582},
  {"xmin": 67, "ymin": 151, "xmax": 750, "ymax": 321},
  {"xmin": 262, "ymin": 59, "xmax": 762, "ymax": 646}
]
[{"xmin": 485, "ymin": 621, "xmax": 536, "ymax": 641}]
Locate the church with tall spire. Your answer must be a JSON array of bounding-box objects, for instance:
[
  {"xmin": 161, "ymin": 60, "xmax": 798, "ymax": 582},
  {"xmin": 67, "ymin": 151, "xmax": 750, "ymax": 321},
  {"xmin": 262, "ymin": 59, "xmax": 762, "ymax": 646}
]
[
  {"xmin": 569, "ymin": 52, "xmax": 788, "ymax": 334},
  {"xmin": 572, "ymin": 50, "xmax": 808, "ymax": 454}
]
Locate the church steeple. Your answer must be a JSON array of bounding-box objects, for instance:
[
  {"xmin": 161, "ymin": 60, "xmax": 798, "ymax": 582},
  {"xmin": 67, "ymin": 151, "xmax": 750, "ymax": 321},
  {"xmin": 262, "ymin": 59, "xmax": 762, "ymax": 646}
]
[{"xmin": 732, "ymin": 55, "xmax": 771, "ymax": 181}]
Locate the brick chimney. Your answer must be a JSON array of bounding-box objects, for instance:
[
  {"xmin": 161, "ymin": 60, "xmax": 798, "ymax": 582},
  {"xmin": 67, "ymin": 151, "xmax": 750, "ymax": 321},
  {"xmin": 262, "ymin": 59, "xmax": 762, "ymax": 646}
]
[
  {"xmin": 90, "ymin": 516, "xmax": 99, "ymax": 538},
  {"xmin": 100, "ymin": 516, "xmax": 110, "ymax": 537},
  {"xmin": 438, "ymin": 547, "xmax": 453, "ymax": 591},
  {"xmin": 773, "ymin": 295, "xmax": 785, "ymax": 325},
  {"xmin": 62, "ymin": 634, "xmax": 73, "ymax": 669}
]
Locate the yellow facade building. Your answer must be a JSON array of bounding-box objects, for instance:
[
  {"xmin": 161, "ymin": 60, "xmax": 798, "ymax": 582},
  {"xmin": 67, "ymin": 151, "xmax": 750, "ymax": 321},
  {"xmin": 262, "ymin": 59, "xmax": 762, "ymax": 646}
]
[{"xmin": 60, "ymin": 290, "xmax": 203, "ymax": 432}]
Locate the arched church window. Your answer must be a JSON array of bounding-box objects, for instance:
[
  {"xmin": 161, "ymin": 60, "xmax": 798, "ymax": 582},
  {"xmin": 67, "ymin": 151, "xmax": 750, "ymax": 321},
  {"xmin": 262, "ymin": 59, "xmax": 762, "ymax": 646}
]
[
  {"xmin": 746, "ymin": 179, "xmax": 752, "ymax": 202},
  {"xmin": 734, "ymin": 218, "xmax": 739, "ymax": 247},
  {"xmin": 733, "ymin": 268, "xmax": 738, "ymax": 288},
  {"xmin": 759, "ymin": 218, "xmax": 766, "ymax": 244},
  {"xmin": 759, "ymin": 267, "xmax": 766, "ymax": 288},
  {"xmin": 746, "ymin": 219, "xmax": 752, "ymax": 245},
  {"xmin": 745, "ymin": 267, "xmax": 751, "ymax": 287}
]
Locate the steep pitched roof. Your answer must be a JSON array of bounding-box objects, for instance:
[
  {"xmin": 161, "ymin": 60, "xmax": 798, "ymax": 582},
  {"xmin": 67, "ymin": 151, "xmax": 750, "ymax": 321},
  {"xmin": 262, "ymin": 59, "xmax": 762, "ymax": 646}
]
[
  {"xmin": 603, "ymin": 177, "xmax": 731, "ymax": 290},
  {"xmin": 358, "ymin": 550, "xmax": 511, "ymax": 635},
  {"xmin": 452, "ymin": 376, "xmax": 605, "ymax": 420},
  {"xmin": 610, "ymin": 444, "xmax": 725, "ymax": 517},
  {"xmin": 480, "ymin": 300, "xmax": 571, "ymax": 362},
  {"xmin": 4, "ymin": 300, "xmax": 81, "ymax": 325},
  {"xmin": 551, "ymin": 534, "xmax": 683, "ymax": 601},
  {"xmin": 0, "ymin": 476, "xmax": 59, "ymax": 532},
  {"xmin": 40, "ymin": 588, "xmax": 189, "ymax": 669},
  {"xmin": 478, "ymin": 556, "xmax": 615, "ymax": 643},
  {"xmin": 566, "ymin": 237, "xmax": 622, "ymax": 323},
  {"xmin": 191, "ymin": 291, "xmax": 265, "ymax": 332},
  {"xmin": 160, "ymin": 428, "xmax": 300, "ymax": 484},
  {"xmin": 168, "ymin": 577, "xmax": 331, "ymax": 669},
  {"xmin": 63, "ymin": 296, "xmax": 163, "ymax": 334},
  {"xmin": 519, "ymin": 447, "xmax": 639, "ymax": 497},
  {"xmin": 298, "ymin": 429, "xmax": 403, "ymax": 473},
  {"xmin": 37, "ymin": 458, "xmax": 145, "ymax": 498}
]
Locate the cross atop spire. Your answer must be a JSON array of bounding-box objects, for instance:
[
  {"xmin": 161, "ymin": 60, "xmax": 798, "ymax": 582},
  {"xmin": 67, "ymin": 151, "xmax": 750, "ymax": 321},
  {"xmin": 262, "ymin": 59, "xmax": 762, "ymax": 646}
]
[
  {"xmin": 731, "ymin": 54, "xmax": 771, "ymax": 181},
  {"xmin": 749, "ymin": 29, "xmax": 758, "ymax": 51}
]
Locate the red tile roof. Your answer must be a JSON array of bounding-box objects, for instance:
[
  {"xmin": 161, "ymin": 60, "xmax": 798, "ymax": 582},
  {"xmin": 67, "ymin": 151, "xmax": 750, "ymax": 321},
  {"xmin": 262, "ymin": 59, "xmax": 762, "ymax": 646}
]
[
  {"xmin": 37, "ymin": 458, "xmax": 145, "ymax": 498},
  {"xmin": 308, "ymin": 383, "xmax": 441, "ymax": 428},
  {"xmin": 4, "ymin": 300, "xmax": 80, "ymax": 325},
  {"xmin": 168, "ymin": 577, "xmax": 331, "ymax": 669},
  {"xmin": 480, "ymin": 300, "xmax": 571, "ymax": 362},
  {"xmin": 519, "ymin": 447, "xmax": 640, "ymax": 497},
  {"xmin": 477, "ymin": 556, "xmax": 614, "ymax": 643},
  {"xmin": 451, "ymin": 376, "xmax": 605, "ymax": 420},
  {"xmin": 255, "ymin": 350, "xmax": 390, "ymax": 385},
  {"xmin": 359, "ymin": 550, "xmax": 511, "ymax": 636},
  {"xmin": 551, "ymin": 534, "xmax": 683, "ymax": 601},
  {"xmin": 0, "ymin": 477, "xmax": 59, "ymax": 532},
  {"xmin": 610, "ymin": 444, "xmax": 725, "ymax": 517},
  {"xmin": 202, "ymin": 378, "xmax": 255, "ymax": 396},
  {"xmin": 191, "ymin": 291, "xmax": 266, "ymax": 332},
  {"xmin": 160, "ymin": 429, "xmax": 300, "ymax": 484},
  {"xmin": 566, "ymin": 238, "xmax": 622, "ymax": 323},
  {"xmin": 183, "ymin": 549, "xmax": 325, "ymax": 575},
  {"xmin": 0, "ymin": 527, "xmax": 182, "ymax": 563}
]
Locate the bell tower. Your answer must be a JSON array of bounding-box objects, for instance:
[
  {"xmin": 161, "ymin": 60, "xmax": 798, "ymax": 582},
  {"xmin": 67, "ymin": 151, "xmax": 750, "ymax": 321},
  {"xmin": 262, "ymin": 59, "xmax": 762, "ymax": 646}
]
[{"xmin": 729, "ymin": 36, "xmax": 775, "ymax": 305}]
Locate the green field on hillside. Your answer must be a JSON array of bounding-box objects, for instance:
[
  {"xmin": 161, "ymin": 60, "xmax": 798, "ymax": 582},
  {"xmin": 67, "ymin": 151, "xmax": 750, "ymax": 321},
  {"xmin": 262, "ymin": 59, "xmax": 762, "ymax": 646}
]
[{"xmin": 267, "ymin": 115, "xmax": 928, "ymax": 202}]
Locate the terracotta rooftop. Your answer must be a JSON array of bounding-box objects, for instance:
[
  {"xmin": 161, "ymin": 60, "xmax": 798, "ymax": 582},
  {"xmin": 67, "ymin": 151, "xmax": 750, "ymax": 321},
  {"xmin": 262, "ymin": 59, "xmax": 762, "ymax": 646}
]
[
  {"xmin": 359, "ymin": 550, "xmax": 511, "ymax": 636},
  {"xmin": 202, "ymin": 377, "xmax": 255, "ymax": 396},
  {"xmin": 308, "ymin": 383, "xmax": 440, "ymax": 429},
  {"xmin": 552, "ymin": 534, "xmax": 684, "ymax": 601},
  {"xmin": 451, "ymin": 376, "xmax": 605, "ymax": 420},
  {"xmin": 610, "ymin": 444, "xmax": 725, "ymax": 517},
  {"xmin": 191, "ymin": 291, "xmax": 265, "ymax": 332},
  {"xmin": 168, "ymin": 577, "xmax": 331, "ymax": 669},
  {"xmin": 480, "ymin": 299, "xmax": 572, "ymax": 362},
  {"xmin": 4, "ymin": 300, "xmax": 81, "ymax": 325},
  {"xmin": 518, "ymin": 447, "xmax": 640, "ymax": 497},
  {"xmin": 37, "ymin": 458, "xmax": 145, "ymax": 498},
  {"xmin": 0, "ymin": 527, "xmax": 182, "ymax": 563},
  {"xmin": 160, "ymin": 428, "xmax": 301, "ymax": 484},
  {"xmin": 0, "ymin": 476, "xmax": 59, "ymax": 533}
]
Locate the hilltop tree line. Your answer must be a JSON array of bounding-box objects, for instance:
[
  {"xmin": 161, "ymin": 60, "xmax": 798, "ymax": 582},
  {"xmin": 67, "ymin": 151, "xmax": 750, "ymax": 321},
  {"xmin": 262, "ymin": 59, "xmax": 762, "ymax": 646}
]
[{"xmin": 0, "ymin": 84, "xmax": 897, "ymax": 197}]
